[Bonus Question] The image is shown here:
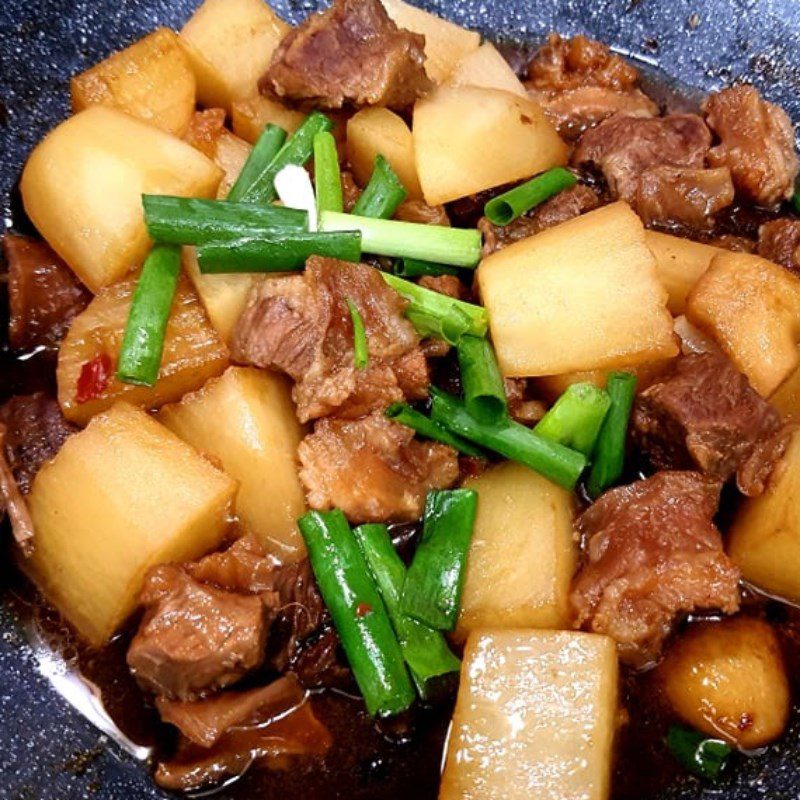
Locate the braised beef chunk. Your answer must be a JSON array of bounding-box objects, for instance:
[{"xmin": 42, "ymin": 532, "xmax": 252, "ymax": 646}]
[
  {"xmin": 479, "ymin": 183, "xmax": 600, "ymax": 255},
  {"xmin": 290, "ymin": 627, "xmax": 350, "ymax": 689},
  {"xmin": 184, "ymin": 533, "xmax": 282, "ymax": 593},
  {"xmin": 394, "ymin": 199, "xmax": 450, "ymax": 226},
  {"xmin": 526, "ymin": 33, "xmax": 657, "ymax": 139},
  {"xmin": 758, "ymin": 218, "xmax": 800, "ymax": 273},
  {"xmin": 0, "ymin": 424, "xmax": 35, "ymax": 556},
  {"xmin": 299, "ymin": 411, "xmax": 459, "ymax": 523},
  {"xmin": 570, "ymin": 471, "xmax": 740, "ymax": 665},
  {"xmin": 704, "ymin": 85, "xmax": 799, "ymax": 207},
  {"xmin": 0, "ymin": 393, "xmax": 76, "ymax": 494},
  {"xmin": 636, "ymin": 166, "xmax": 735, "ymax": 229},
  {"xmin": 155, "ymin": 676, "xmax": 332, "ymax": 791},
  {"xmin": 127, "ymin": 564, "xmax": 269, "ymax": 700},
  {"xmin": 632, "ymin": 353, "xmax": 787, "ymax": 496},
  {"xmin": 503, "ymin": 378, "xmax": 546, "ymax": 425},
  {"xmin": 261, "ymin": 0, "xmax": 431, "ymax": 110},
  {"xmin": 417, "ymin": 274, "xmax": 467, "ymax": 300},
  {"xmin": 3, "ymin": 235, "xmax": 90, "ymax": 352},
  {"xmin": 232, "ymin": 257, "xmax": 429, "ymax": 422},
  {"xmin": 341, "ymin": 170, "xmax": 362, "ymax": 212},
  {"xmin": 573, "ymin": 113, "xmax": 711, "ymax": 198}
]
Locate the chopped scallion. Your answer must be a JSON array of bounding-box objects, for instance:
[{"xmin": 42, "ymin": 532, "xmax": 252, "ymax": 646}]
[
  {"xmin": 353, "ymin": 523, "xmax": 461, "ymax": 699},
  {"xmin": 298, "ymin": 509, "xmax": 415, "ymax": 717},
  {"xmin": 347, "ymin": 298, "xmax": 369, "ymax": 370},
  {"xmin": 484, "ymin": 167, "xmax": 578, "ymax": 226},
  {"xmin": 534, "ymin": 382, "xmax": 611, "ymax": 455},
  {"xmin": 352, "ymin": 154, "xmax": 408, "ymax": 219},
  {"xmin": 587, "ymin": 371, "xmax": 638, "ymax": 498},
  {"xmin": 430, "ymin": 388, "xmax": 587, "ymax": 490},
  {"xmin": 117, "ymin": 244, "xmax": 181, "ymax": 387},
  {"xmin": 457, "ymin": 334, "xmax": 508, "ymax": 423},
  {"xmin": 320, "ymin": 210, "xmax": 482, "ymax": 268},
  {"xmin": 385, "ymin": 403, "xmax": 484, "ymax": 458},
  {"xmin": 392, "ymin": 257, "xmax": 459, "ymax": 278},
  {"xmin": 401, "ymin": 489, "xmax": 478, "ymax": 631},
  {"xmin": 313, "ymin": 130, "xmax": 344, "ymax": 215},
  {"xmin": 226, "ymin": 123, "xmax": 287, "ymax": 203},
  {"xmin": 666, "ymin": 725, "xmax": 732, "ymax": 781}
]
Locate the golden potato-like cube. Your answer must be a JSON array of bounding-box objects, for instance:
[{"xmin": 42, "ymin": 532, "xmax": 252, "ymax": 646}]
[
  {"xmin": 231, "ymin": 94, "xmax": 307, "ymax": 144},
  {"xmin": 478, "ymin": 202, "xmax": 678, "ymax": 377},
  {"xmin": 645, "ymin": 230, "xmax": 725, "ymax": 315},
  {"xmin": 20, "ymin": 106, "xmax": 222, "ymax": 293},
  {"xmin": 686, "ymin": 252, "xmax": 800, "ymax": 396},
  {"xmin": 657, "ymin": 617, "xmax": 789, "ymax": 749},
  {"xmin": 159, "ymin": 367, "xmax": 307, "ymax": 561},
  {"xmin": 447, "ymin": 42, "xmax": 527, "ymax": 97},
  {"xmin": 413, "ymin": 86, "xmax": 568, "ymax": 206},
  {"xmin": 440, "ymin": 630, "xmax": 618, "ymax": 800},
  {"xmin": 347, "ymin": 108, "xmax": 422, "ymax": 199},
  {"xmin": 70, "ymin": 28, "xmax": 196, "ymax": 137},
  {"xmin": 380, "ymin": 0, "xmax": 480, "ymax": 83},
  {"xmin": 182, "ymin": 247, "xmax": 254, "ymax": 344},
  {"xmin": 453, "ymin": 463, "xmax": 576, "ymax": 643},
  {"xmin": 57, "ymin": 274, "xmax": 229, "ymax": 426},
  {"xmin": 180, "ymin": 0, "xmax": 289, "ymax": 110},
  {"xmin": 729, "ymin": 427, "xmax": 800, "ymax": 603},
  {"xmin": 25, "ymin": 402, "xmax": 236, "ymax": 646}
]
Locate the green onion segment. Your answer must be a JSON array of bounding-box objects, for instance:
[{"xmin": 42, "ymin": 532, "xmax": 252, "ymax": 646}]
[
  {"xmin": 352, "ymin": 154, "xmax": 408, "ymax": 219},
  {"xmin": 484, "ymin": 167, "xmax": 578, "ymax": 226},
  {"xmin": 534, "ymin": 382, "xmax": 611, "ymax": 455},
  {"xmin": 313, "ymin": 130, "xmax": 344, "ymax": 215},
  {"xmin": 385, "ymin": 403, "xmax": 484, "ymax": 458},
  {"xmin": 457, "ymin": 334, "xmax": 508, "ymax": 423},
  {"xmin": 347, "ymin": 298, "xmax": 369, "ymax": 370},
  {"xmin": 226, "ymin": 123, "xmax": 287, "ymax": 203}
]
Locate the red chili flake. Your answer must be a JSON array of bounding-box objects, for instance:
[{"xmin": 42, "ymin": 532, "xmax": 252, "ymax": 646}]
[
  {"xmin": 76, "ymin": 353, "xmax": 113, "ymax": 404},
  {"xmin": 356, "ymin": 602, "xmax": 373, "ymax": 618},
  {"xmin": 738, "ymin": 712, "xmax": 754, "ymax": 731}
]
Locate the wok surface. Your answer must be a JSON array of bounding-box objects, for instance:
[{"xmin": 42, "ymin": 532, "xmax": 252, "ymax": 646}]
[{"xmin": 1, "ymin": 1, "xmax": 800, "ymax": 797}]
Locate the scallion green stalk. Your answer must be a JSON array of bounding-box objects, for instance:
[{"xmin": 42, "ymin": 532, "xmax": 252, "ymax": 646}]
[
  {"xmin": 534, "ymin": 382, "xmax": 611, "ymax": 455},
  {"xmin": 385, "ymin": 403, "xmax": 484, "ymax": 458},
  {"xmin": 117, "ymin": 244, "xmax": 181, "ymax": 387},
  {"xmin": 320, "ymin": 210, "xmax": 481, "ymax": 268},
  {"xmin": 353, "ymin": 523, "xmax": 460, "ymax": 699},
  {"xmin": 142, "ymin": 195, "xmax": 307, "ymax": 245},
  {"xmin": 392, "ymin": 258, "xmax": 459, "ymax": 278},
  {"xmin": 430, "ymin": 388, "xmax": 587, "ymax": 490},
  {"xmin": 400, "ymin": 489, "xmax": 478, "ymax": 631},
  {"xmin": 666, "ymin": 725, "xmax": 732, "ymax": 781},
  {"xmin": 196, "ymin": 230, "xmax": 361, "ymax": 273},
  {"xmin": 587, "ymin": 371, "xmax": 638, "ymax": 498},
  {"xmin": 226, "ymin": 123, "xmax": 287, "ymax": 203},
  {"xmin": 381, "ymin": 272, "xmax": 487, "ymax": 343},
  {"xmin": 313, "ymin": 131, "xmax": 343, "ymax": 215},
  {"xmin": 484, "ymin": 167, "xmax": 578, "ymax": 226},
  {"xmin": 457, "ymin": 334, "xmax": 508, "ymax": 422},
  {"xmin": 352, "ymin": 155, "xmax": 408, "ymax": 219},
  {"xmin": 347, "ymin": 298, "xmax": 369, "ymax": 370},
  {"xmin": 298, "ymin": 510, "xmax": 415, "ymax": 717},
  {"xmin": 240, "ymin": 111, "xmax": 333, "ymax": 204}
]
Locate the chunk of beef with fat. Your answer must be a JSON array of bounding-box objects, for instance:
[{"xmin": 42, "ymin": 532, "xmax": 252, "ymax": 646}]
[
  {"xmin": 127, "ymin": 563, "xmax": 269, "ymax": 700},
  {"xmin": 155, "ymin": 675, "xmax": 332, "ymax": 792},
  {"xmin": 632, "ymin": 353, "xmax": 789, "ymax": 496},
  {"xmin": 503, "ymin": 378, "xmax": 546, "ymax": 426},
  {"xmin": 0, "ymin": 393, "xmax": 76, "ymax": 494},
  {"xmin": 636, "ymin": 166, "xmax": 734, "ymax": 229},
  {"xmin": 758, "ymin": 218, "xmax": 800, "ymax": 274},
  {"xmin": 232, "ymin": 258, "xmax": 428, "ymax": 422},
  {"xmin": 570, "ymin": 471, "xmax": 741, "ymax": 666},
  {"xmin": 526, "ymin": 34, "xmax": 658, "ymax": 139},
  {"xmin": 394, "ymin": 199, "xmax": 450, "ymax": 226},
  {"xmin": 703, "ymin": 85, "xmax": 798, "ymax": 207},
  {"xmin": 128, "ymin": 536, "xmax": 336, "ymax": 698},
  {"xmin": 479, "ymin": 183, "xmax": 601, "ymax": 255},
  {"xmin": 261, "ymin": 0, "xmax": 431, "ymax": 110},
  {"xmin": 3, "ymin": 235, "xmax": 90, "ymax": 352},
  {"xmin": 299, "ymin": 411, "xmax": 459, "ymax": 523},
  {"xmin": 0, "ymin": 424, "xmax": 34, "ymax": 556}
]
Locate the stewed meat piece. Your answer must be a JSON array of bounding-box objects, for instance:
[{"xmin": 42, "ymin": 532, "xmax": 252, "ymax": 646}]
[
  {"xmin": 758, "ymin": 218, "xmax": 800, "ymax": 274},
  {"xmin": 632, "ymin": 353, "xmax": 788, "ymax": 496},
  {"xmin": 703, "ymin": 85, "xmax": 798, "ymax": 207},
  {"xmin": 261, "ymin": 0, "xmax": 431, "ymax": 110},
  {"xmin": 573, "ymin": 113, "xmax": 711, "ymax": 198},
  {"xmin": 394, "ymin": 199, "xmax": 450, "ymax": 226},
  {"xmin": 479, "ymin": 183, "xmax": 601, "ymax": 255},
  {"xmin": 570, "ymin": 471, "xmax": 740, "ymax": 665},
  {"xmin": 127, "ymin": 563, "xmax": 270, "ymax": 700},
  {"xmin": 636, "ymin": 166, "xmax": 734, "ymax": 229},
  {"xmin": 417, "ymin": 275, "xmax": 467, "ymax": 300},
  {"xmin": 232, "ymin": 257, "xmax": 429, "ymax": 422},
  {"xmin": 299, "ymin": 411, "xmax": 459, "ymax": 523},
  {"xmin": 3, "ymin": 235, "xmax": 90, "ymax": 352},
  {"xmin": 526, "ymin": 34, "xmax": 658, "ymax": 139},
  {"xmin": 0, "ymin": 393, "xmax": 76, "ymax": 494},
  {"xmin": 155, "ymin": 675, "xmax": 332, "ymax": 791}
]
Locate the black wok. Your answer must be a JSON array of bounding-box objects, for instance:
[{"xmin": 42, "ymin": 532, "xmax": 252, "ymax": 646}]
[{"xmin": 1, "ymin": 1, "xmax": 800, "ymax": 797}]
